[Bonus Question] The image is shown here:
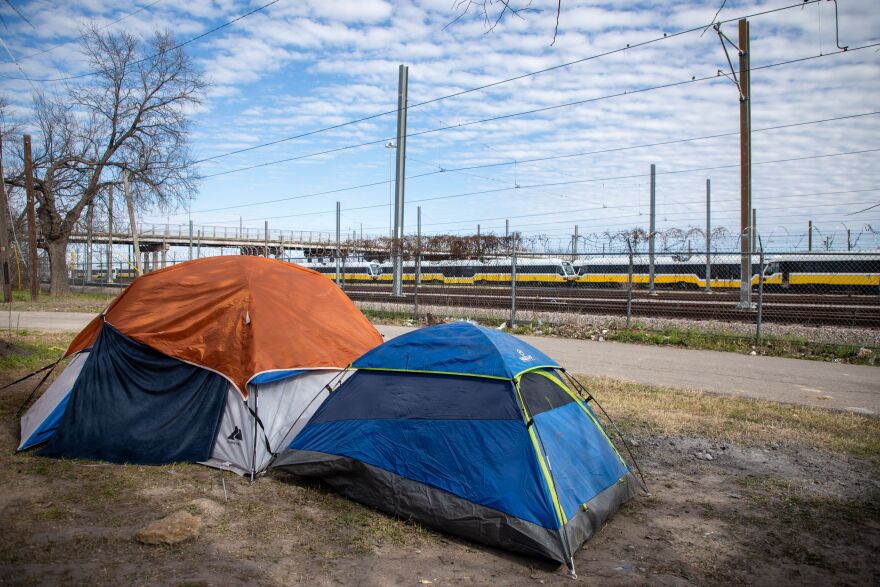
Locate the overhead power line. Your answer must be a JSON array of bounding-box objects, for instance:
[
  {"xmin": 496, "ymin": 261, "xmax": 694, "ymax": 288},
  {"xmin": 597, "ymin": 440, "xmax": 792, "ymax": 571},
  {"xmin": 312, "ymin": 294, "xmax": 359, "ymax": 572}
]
[
  {"xmin": 211, "ymin": 147, "xmax": 880, "ymax": 224},
  {"xmin": 0, "ymin": 0, "xmax": 164, "ymax": 64},
  {"xmin": 0, "ymin": 0, "xmax": 279, "ymax": 82},
  {"xmin": 201, "ymin": 44, "xmax": 880, "ymax": 179},
  {"xmin": 194, "ymin": 0, "xmax": 826, "ymax": 164},
  {"xmin": 378, "ymin": 189, "xmax": 880, "ymax": 232},
  {"xmin": 190, "ymin": 111, "xmax": 880, "ymax": 214}
]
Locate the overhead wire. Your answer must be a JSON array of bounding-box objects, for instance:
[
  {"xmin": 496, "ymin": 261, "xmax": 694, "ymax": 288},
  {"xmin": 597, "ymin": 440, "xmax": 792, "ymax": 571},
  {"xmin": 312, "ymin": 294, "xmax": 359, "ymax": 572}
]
[
  {"xmin": 193, "ymin": 0, "xmax": 827, "ymax": 164},
  {"xmin": 0, "ymin": 0, "xmax": 164, "ymax": 64},
  {"xmin": 181, "ymin": 110, "xmax": 880, "ymax": 215},
  {"xmin": 200, "ymin": 44, "xmax": 880, "ymax": 179},
  {"xmin": 200, "ymin": 147, "xmax": 880, "ymax": 225},
  {"xmin": 0, "ymin": 0, "xmax": 279, "ymax": 82}
]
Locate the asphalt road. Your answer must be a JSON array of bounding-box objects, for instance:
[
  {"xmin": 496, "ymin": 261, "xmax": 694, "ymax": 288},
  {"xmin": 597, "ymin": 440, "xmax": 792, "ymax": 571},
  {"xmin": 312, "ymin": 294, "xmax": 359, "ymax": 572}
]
[
  {"xmin": 377, "ymin": 325, "xmax": 880, "ymax": 416},
  {"xmin": 6, "ymin": 312, "xmax": 878, "ymax": 415}
]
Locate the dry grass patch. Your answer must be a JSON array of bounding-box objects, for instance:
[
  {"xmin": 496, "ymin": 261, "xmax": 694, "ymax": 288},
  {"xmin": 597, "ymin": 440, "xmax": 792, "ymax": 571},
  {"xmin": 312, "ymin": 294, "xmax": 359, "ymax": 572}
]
[
  {"xmin": 578, "ymin": 375, "xmax": 880, "ymax": 461},
  {"xmin": 1, "ymin": 290, "xmax": 116, "ymax": 314}
]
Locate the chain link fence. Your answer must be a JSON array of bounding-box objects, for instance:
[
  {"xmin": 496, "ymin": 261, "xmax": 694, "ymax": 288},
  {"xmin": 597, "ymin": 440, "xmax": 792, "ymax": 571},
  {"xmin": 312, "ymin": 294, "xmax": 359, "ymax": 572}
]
[{"xmin": 41, "ymin": 236, "xmax": 880, "ymax": 361}]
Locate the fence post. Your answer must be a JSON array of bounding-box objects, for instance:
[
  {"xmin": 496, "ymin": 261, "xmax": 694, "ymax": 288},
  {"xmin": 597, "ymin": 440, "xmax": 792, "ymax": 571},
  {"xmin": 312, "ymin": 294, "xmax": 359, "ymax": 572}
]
[
  {"xmin": 510, "ymin": 231, "xmax": 517, "ymax": 330},
  {"xmin": 756, "ymin": 242, "xmax": 764, "ymax": 346},
  {"xmin": 626, "ymin": 239, "xmax": 634, "ymax": 329}
]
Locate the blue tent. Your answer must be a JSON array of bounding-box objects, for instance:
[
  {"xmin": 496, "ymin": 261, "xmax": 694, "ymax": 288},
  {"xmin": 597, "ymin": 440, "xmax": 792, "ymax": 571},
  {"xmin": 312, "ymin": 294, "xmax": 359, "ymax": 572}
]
[{"xmin": 273, "ymin": 322, "xmax": 640, "ymax": 571}]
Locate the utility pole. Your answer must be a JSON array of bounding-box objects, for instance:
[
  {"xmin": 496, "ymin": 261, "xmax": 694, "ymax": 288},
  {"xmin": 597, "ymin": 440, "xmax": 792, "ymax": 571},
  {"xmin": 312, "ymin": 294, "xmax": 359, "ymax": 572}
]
[
  {"xmin": 738, "ymin": 18, "xmax": 752, "ymax": 308},
  {"xmin": 808, "ymin": 220, "xmax": 812, "ymax": 252},
  {"xmin": 335, "ymin": 202, "xmax": 341, "ymax": 286},
  {"xmin": 23, "ymin": 135, "xmax": 38, "ymax": 301},
  {"xmin": 391, "ymin": 64, "xmax": 408, "ymax": 297},
  {"xmin": 847, "ymin": 228, "xmax": 851, "ymax": 251},
  {"xmin": 122, "ymin": 170, "xmax": 142, "ymax": 275},
  {"xmin": 751, "ymin": 208, "xmax": 757, "ymax": 254},
  {"xmin": 505, "ymin": 219, "xmax": 509, "ymax": 255},
  {"xmin": 264, "ymin": 220, "xmax": 269, "ymax": 257},
  {"xmin": 705, "ymin": 179, "xmax": 711, "ymax": 292},
  {"xmin": 648, "ymin": 163, "xmax": 656, "ymax": 294},
  {"xmin": 188, "ymin": 220, "xmax": 193, "ymax": 260},
  {"xmin": 572, "ymin": 225, "xmax": 579, "ymax": 262},
  {"xmin": 107, "ymin": 186, "xmax": 114, "ymax": 283},
  {"xmin": 0, "ymin": 134, "xmax": 13, "ymax": 302}
]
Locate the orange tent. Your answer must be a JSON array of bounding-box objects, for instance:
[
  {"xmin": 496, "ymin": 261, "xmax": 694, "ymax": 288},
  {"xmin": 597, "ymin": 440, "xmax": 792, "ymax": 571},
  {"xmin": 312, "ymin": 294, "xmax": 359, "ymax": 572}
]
[{"xmin": 67, "ymin": 256, "xmax": 382, "ymax": 397}]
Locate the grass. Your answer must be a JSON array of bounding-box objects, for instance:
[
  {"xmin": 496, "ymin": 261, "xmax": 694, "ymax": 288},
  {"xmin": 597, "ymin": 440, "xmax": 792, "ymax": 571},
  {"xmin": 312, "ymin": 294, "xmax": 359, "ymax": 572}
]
[
  {"xmin": 0, "ymin": 331, "xmax": 73, "ymax": 372},
  {"xmin": 1, "ymin": 289, "xmax": 116, "ymax": 313},
  {"xmin": 361, "ymin": 305, "xmax": 878, "ymax": 366},
  {"xmin": 604, "ymin": 323, "xmax": 877, "ymax": 365},
  {"xmin": 0, "ymin": 332, "xmax": 877, "ymax": 584},
  {"xmin": 579, "ymin": 375, "xmax": 880, "ymax": 462}
]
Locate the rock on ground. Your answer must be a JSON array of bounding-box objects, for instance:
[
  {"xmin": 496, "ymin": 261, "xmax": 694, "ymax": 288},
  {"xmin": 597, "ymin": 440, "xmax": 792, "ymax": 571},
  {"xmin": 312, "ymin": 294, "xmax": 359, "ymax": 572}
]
[{"xmin": 135, "ymin": 510, "xmax": 201, "ymax": 545}]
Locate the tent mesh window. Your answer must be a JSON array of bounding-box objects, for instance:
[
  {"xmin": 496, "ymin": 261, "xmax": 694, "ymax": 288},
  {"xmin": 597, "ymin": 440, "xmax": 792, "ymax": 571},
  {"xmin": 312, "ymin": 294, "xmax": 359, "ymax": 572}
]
[{"xmin": 519, "ymin": 371, "xmax": 575, "ymax": 417}]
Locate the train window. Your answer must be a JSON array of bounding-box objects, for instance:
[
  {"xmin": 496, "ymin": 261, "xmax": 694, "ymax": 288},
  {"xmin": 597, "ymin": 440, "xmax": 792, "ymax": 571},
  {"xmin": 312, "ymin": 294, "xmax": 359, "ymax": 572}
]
[{"xmin": 561, "ymin": 262, "xmax": 575, "ymax": 276}]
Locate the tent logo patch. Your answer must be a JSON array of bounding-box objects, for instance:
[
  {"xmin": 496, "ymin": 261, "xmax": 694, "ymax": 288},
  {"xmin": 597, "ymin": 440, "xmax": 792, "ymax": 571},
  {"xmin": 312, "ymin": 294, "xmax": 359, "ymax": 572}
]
[
  {"xmin": 227, "ymin": 426, "xmax": 243, "ymax": 442},
  {"xmin": 516, "ymin": 349, "xmax": 534, "ymax": 362}
]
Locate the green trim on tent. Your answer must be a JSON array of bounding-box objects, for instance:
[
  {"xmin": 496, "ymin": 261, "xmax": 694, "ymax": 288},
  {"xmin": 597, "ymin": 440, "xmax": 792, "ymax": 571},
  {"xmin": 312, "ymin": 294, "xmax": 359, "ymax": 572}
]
[{"xmin": 528, "ymin": 369, "xmax": 629, "ymax": 471}]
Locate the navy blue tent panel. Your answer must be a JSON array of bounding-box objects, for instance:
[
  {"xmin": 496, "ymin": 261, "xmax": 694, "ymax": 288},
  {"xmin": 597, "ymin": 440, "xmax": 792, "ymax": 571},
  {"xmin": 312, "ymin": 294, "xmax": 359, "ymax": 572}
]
[
  {"xmin": 38, "ymin": 324, "xmax": 228, "ymax": 464},
  {"xmin": 353, "ymin": 321, "xmax": 560, "ymax": 379},
  {"xmin": 308, "ymin": 370, "xmax": 521, "ymax": 422}
]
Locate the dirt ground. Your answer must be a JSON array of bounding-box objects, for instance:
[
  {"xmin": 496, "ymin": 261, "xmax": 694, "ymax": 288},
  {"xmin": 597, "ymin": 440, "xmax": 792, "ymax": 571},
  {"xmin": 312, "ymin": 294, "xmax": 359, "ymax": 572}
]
[{"xmin": 1, "ymin": 348, "xmax": 878, "ymax": 585}]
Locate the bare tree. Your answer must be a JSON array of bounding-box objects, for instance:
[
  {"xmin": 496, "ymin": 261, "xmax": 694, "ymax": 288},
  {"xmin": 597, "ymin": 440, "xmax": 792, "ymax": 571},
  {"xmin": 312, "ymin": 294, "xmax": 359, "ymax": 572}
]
[
  {"xmin": 448, "ymin": 1, "xmax": 563, "ymax": 44},
  {"xmin": 4, "ymin": 27, "xmax": 206, "ymax": 294}
]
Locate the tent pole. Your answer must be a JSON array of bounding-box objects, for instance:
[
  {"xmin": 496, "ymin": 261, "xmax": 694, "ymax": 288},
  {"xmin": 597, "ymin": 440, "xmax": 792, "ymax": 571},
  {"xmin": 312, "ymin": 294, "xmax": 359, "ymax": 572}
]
[{"xmin": 250, "ymin": 387, "xmax": 259, "ymax": 483}]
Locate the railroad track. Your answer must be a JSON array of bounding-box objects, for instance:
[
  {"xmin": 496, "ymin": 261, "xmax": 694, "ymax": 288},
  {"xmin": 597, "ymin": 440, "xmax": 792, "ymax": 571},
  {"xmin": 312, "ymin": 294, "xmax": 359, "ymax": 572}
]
[
  {"xmin": 343, "ymin": 284, "xmax": 880, "ymax": 306},
  {"xmin": 344, "ymin": 288, "xmax": 880, "ymax": 328}
]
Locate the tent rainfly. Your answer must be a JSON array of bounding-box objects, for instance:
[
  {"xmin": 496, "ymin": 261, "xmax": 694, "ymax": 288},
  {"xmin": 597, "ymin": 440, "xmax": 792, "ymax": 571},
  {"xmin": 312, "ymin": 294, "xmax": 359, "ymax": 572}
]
[{"xmin": 18, "ymin": 256, "xmax": 383, "ymax": 478}]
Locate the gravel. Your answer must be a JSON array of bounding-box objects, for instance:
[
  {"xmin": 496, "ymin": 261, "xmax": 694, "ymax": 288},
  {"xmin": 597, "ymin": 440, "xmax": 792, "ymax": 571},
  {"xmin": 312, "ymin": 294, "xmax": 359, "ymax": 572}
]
[{"xmin": 356, "ymin": 300, "xmax": 880, "ymax": 348}]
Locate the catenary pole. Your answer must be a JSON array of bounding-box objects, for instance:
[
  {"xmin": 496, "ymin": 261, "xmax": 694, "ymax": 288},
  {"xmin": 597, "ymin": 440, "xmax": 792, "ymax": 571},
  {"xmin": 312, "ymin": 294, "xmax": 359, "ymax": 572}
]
[
  {"xmin": 705, "ymin": 179, "xmax": 712, "ymax": 292},
  {"xmin": 392, "ymin": 64, "xmax": 408, "ymax": 297},
  {"xmin": 648, "ymin": 163, "xmax": 656, "ymax": 294},
  {"xmin": 738, "ymin": 18, "xmax": 752, "ymax": 308},
  {"xmin": 336, "ymin": 202, "xmax": 341, "ymax": 286}
]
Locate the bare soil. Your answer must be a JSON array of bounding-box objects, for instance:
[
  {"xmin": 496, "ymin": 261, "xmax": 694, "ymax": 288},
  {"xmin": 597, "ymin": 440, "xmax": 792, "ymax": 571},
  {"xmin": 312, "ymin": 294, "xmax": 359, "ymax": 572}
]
[{"xmin": 0, "ymin": 351, "xmax": 878, "ymax": 585}]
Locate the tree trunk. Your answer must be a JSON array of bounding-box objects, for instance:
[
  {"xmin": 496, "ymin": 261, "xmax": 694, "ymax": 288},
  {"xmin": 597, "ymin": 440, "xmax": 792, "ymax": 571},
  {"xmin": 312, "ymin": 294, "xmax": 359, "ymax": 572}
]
[{"xmin": 46, "ymin": 237, "xmax": 70, "ymax": 295}]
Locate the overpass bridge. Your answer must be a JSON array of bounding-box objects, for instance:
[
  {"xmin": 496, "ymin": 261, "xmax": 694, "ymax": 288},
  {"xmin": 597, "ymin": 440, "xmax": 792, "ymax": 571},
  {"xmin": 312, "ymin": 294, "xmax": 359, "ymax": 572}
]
[{"xmin": 67, "ymin": 222, "xmax": 392, "ymax": 270}]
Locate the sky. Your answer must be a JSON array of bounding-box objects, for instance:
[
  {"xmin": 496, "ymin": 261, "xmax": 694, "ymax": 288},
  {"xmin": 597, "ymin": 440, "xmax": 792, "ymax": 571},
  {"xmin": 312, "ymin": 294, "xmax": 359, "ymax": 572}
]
[{"xmin": 1, "ymin": 0, "xmax": 879, "ymax": 254}]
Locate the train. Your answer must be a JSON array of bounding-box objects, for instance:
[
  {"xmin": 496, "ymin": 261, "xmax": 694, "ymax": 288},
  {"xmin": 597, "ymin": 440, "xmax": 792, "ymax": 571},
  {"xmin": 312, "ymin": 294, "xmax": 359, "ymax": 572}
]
[
  {"xmin": 304, "ymin": 253, "xmax": 880, "ymax": 294},
  {"xmin": 575, "ymin": 253, "xmax": 880, "ymax": 293}
]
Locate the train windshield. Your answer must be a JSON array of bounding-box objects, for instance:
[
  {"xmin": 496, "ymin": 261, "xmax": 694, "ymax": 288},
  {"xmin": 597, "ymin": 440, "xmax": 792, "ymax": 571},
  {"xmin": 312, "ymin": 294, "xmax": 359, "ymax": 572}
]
[
  {"xmin": 561, "ymin": 261, "xmax": 576, "ymax": 276},
  {"xmin": 763, "ymin": 262, "xmax": 779, "ymax": 276},
  {"xmin": 368, "ymin": 262, "xmax": 381, "ymax": 276}
]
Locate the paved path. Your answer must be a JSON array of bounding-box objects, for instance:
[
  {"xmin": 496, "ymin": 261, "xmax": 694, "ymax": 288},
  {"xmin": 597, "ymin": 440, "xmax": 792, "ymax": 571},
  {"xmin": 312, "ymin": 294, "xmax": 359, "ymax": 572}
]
[
  {"xmin": 7, "ymin": 312, "xmax": 878, "ymax": 415},
  {"xmin": 376, "ymin": 325, "xmax": 879, "ymax": 416}
]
